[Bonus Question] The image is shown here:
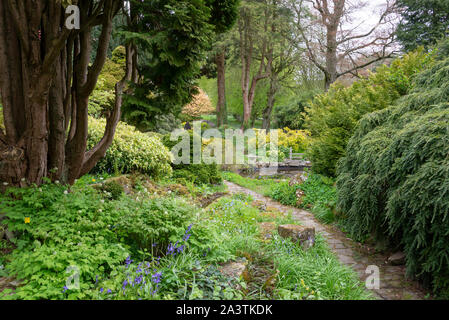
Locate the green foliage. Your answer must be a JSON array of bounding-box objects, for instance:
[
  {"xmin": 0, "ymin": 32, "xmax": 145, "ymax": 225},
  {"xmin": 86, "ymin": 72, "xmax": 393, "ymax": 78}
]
[
  {"xmin": 270, "ymin": 233, "xmax": 370, "ymax": 300},
  {"xmin": 88, "ymin": 46, "xmax": 126, "ymax": 119},
  {"xmin": 207, "ymin": 0, "xmax": 240, "ymax": 34},
  {"xmin": 162, "ymin": 130, "xmax": 222, "ymax": 185},
  {"xmin": 87, "ymin": 117, "xmax": 173, "ymax": 179},
  {"xmin": 0, "ymin": 182, "xmax": 211, "ymax": 300},
  {"xmin": 0, "ymin": 183, "xmax": 129, "ymax": 299},
  {"xmin": 121, "ymin": 0, "xmax": 216, "ymax": 132},
  {"xmin": 114, "ymin": 196, "xmax": 197, "ymax": 255},
  {"xmin": 101, "ymin": 181, "xmax": 124, "ymax": 201},
  {"xmin": 0, "ymin": 175, "xmax": 369, "ymax": 300},
  {"xmin": 269, "ymin": 181, "xmax": 299, "ymax": 207},
  {"xmin": 172, "ymin": 165, "xmax": 222, "ymax": 186},
  {"xmin": 222, "ymin": 171, "xmax": 279, "ymax": 195},
  {"xmin": 336, "ymin": 39, "xmax": 449, "ymax": 295},
  {"xmin": 152, "ymin": 114, "xmax": 182, "ymax": 135},
  {"xmin": 273, "ymin": 90, "xmax": 320, "ymax": 129},
  {"xmin": 224, "ymin": 171, "xmax": 338, "ymax": 224},
  {"xmin": 298, "ymin": 174, "xmax": 337, "ymax": 224},
  {"xmin": 304, "ymin": 49, "xmax": 432, "ymax": 177},
  {"xmin": 396, "ymin": 0, "xmax": 449, "ymax": 51}
]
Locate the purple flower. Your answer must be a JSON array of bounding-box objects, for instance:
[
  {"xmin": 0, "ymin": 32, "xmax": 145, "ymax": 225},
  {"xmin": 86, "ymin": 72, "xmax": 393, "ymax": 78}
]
[
  {"xmin": 107, "ymin": 289, "xmax": 112, "ymax": 294},
  {"xmin": 100, "ymin": 288, "xmax": 104, "ymax": 293},
  {"xmin": 125, "ymin": 256, "xmax": 133, "ymax": 268},
  {"xmin": 166, "ymin": 243, "xmax": 175, "ymax": 255},
  {"xmin": 152, "ymin": 272, "xmax": 162, "ymax": 284},
  {"xmin": 62, "ymin": 286, "xmax": 68, "ymax": 293}
]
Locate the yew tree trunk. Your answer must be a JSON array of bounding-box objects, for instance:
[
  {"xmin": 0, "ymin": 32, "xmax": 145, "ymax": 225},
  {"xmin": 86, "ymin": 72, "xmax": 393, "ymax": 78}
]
[{"xmin": 0, "ymin": 0, "xmax": 125, "ymax": 188}]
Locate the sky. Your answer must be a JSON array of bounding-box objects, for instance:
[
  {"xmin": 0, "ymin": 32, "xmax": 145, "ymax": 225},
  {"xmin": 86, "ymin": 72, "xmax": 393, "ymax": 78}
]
[{"xmin": 348, "ymin": 0, "xmax": 395, "ymax": 32}]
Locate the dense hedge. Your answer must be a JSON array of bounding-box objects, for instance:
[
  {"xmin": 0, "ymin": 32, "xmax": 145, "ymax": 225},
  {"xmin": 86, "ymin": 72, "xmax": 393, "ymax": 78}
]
[
  {"xmin": 336, "ymin": 40, "xmax": 449, "ymax": 295},
  {"xmin": 88, "ymin": 117, "xmax": 173, "ymax": 179},
  {"xmin": 304, "ymin": 49, "xmax": 431, "ymax": 176}
]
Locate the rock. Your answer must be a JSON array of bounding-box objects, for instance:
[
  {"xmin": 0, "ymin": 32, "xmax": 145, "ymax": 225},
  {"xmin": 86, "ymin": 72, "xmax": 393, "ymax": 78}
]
[
  {"xmin": 219, "ymin": 259, "xmax": 248, "ymax": 279},
  {"xmin": 278, "ymin": 224, "xmax": 315, "ymax": 249},
  {"xmin": 91, "ymin": 175, "xmax": 133, "ymax": 195},
  {"xmin": 259, "ymin": 222, "xmax": 276, "ymax": 240},
  {"xmin": 252, "ymin": 200, "xmax": 267, "ymax": 211},
  {"xmin": 199, "ymin": 192, "xmax": 227, "ymax": 208},
  {"xmin": 388, "ymin": 252, "xmax": 406, "ymax": 266},
  {"xmin": 166, "ymin": 184, "xmax": 189, "ymax": 196},
  {"xmin": 289, "ymin": 172, "xmax": 308, "ymax": 187},
  {"xmin": 4, "ymin": 229, "xmax": 14, "ymax": 241},
  {"xmin": 295, "ymin": 189, "xmax": 305, "ymax": 206}
]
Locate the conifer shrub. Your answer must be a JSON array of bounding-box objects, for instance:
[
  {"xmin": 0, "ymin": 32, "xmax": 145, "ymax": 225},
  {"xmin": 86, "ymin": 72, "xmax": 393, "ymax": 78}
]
[
  {"xmin": 304, "ymin": 49, "xmax": 431, "ymax": 176},
  {"xmin": 336, "ymin": 40, "xmax": 449, "ymax": 296}
]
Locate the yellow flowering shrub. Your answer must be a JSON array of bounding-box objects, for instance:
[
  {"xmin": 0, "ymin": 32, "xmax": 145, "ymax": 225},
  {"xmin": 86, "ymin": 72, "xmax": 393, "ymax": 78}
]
[
  {"xmin": 87, "ymin": 117, "xmax": 173, "ymax": 179},
  {"xmin": 272, "ymin": 128, "xmax": 310, "ymax": 153}
]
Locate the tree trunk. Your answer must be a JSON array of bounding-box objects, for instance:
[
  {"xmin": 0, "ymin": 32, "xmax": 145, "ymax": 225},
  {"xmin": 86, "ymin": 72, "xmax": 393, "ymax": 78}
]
[
  {"xmin": 0, "ymin": 0, "xmax": 123, "ymax": 188},
  {"xmin": 325, "ymin": 21, "xmax": 339, "ymax": 91},
  {"xmin": 262, "ymin": 78, "xmax": 278, "ymax": 130},
  {"xmin": 238, "ymin": 3, "xmax": 273, "ymax": 130},
  {"xmin": 215, "ymin": 49, "xmax": 227, "ymax": 127}
]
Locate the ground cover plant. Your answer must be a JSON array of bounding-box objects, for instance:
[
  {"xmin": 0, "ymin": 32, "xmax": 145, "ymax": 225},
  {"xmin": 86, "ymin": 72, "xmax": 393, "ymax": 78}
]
[{"xmin": 0, "ymin": 175, "xmax": 369, "ymax": 300}]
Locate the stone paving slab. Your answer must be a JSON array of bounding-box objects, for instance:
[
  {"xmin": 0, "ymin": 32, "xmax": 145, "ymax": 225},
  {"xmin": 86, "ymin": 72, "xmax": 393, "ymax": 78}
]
[{"xmin": 224, "ymin": 181, "xmax": 429, "ymax": 300}]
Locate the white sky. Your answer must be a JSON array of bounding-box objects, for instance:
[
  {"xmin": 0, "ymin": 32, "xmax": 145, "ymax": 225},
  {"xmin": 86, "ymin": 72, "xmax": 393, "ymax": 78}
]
[{"xmin": 347, "ymin": 0, "xmax": 394, "ymax": 32}]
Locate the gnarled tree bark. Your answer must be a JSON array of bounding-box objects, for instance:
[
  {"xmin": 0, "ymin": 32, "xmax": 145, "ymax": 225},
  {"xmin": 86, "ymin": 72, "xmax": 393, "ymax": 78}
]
[{"xmin": 0, "ymin": 0, "xmax": 125, "ymax": 187}]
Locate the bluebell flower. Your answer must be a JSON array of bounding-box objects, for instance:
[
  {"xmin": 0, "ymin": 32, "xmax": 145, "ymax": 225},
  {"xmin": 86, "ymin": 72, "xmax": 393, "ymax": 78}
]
[
  {"xmin": 100, "ymin": 288, "xmax": 104, "ymax": 293},
  {"xmin": 125, "ymin": 256, "xmax": 133, "ymax": 268},
  {"xmin": 152, "ymin": 272, "xmax": 162, "ymax": 284},
  {"xmin": 107, "ymin": 289, "xmax": 112, "ymax": 294},
  {"xmin": 62, "ymin": 285, "xmax": 68, "ymax": 293}
]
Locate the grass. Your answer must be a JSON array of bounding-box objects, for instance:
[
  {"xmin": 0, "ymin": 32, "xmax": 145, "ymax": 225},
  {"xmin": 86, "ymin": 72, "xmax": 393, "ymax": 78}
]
[
  {"xmin": 223, "ymin": 171, "xmax": 338, "ymax": 224},
  {"xmin": 201, "ymin": 194, "xmax": 371, "ymax": 300},
  {"xmin": 222, "ymin": 171, "xmax": 281, "ymax": 196}
]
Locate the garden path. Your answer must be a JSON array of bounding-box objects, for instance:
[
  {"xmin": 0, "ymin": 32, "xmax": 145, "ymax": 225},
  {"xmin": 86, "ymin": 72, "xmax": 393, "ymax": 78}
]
[{"xmin": 224, "ymin": 181, "xmax": 429, "ymax": 300}]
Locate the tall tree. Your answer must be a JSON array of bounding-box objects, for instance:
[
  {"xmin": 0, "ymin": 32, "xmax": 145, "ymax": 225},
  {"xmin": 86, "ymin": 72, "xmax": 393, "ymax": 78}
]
[
  {"xmin": 290, "ymin": 0, "xmax": 397, "ymax": 90},
  {"xmin": 238, "ymin": 0, "xmax": 274, "ymax": 129},
  {"xmin": 121, "ymin": 0, "xmax": 237, "ymax": 132},
  {"xmin": 261, "ymin": 0, "xmax": 303, "ymax": 130},
  {"xmin": 0, "ymin": 0, "xmax": 224, "ymax": 187},
  {"xmin": 396, "ymin": 0, "xmax": 449, "ymax": 51},
  {"xmin": 208, "ymin": 0, "xmax": 240, "ymax": 127}
]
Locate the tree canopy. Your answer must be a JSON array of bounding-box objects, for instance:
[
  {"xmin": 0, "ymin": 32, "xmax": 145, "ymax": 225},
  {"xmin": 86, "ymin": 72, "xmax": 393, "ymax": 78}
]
[{"xmin": 396, "ymin": 0, "xmax": 449, "ymax": 51}]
